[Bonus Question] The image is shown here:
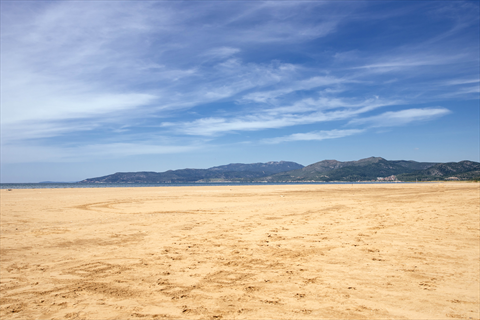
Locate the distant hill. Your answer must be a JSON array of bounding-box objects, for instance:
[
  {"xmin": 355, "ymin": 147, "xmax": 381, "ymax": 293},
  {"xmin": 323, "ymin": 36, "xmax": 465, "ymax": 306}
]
[
  {"xmin": 79, "ymin": 158, "xmax": 480, "ymax": 183},
  {"xmin": 79, "ymin": 161, "xmax": 304, "ymax": 183},
  {"xmin": 261, "ymin": 157, "xmax": 439, "ymax": 182},
  {"xmin": 208, "ymin": 161, "xmax": 303, "ymax": 174},
  {"xmin": 397, "ymin": 161, "xmax": 480, "ymax": 181}
]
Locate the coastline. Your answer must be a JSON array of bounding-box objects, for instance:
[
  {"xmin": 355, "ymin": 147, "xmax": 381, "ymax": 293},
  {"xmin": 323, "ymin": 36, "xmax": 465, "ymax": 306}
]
[{"xmin": 0, "ymin": 180, "xmax": 441, "ymax": 190}]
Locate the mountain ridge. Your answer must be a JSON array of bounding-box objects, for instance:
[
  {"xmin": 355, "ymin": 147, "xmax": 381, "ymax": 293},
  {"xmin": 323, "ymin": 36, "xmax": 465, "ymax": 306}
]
[
  {"xmin": 79, "ymin": 158, "xmax": 480, "ymax": 183},
  {"xmin": 79, "ymin": 161, "xmax": 304, "ymax": 184},
  {"xmin": 397, "ymin": 161, "xmax": 480, "ymax": 181},
  {"xmin": 263, "ymin": 157, "xmax": 441, "ymax": 182}
]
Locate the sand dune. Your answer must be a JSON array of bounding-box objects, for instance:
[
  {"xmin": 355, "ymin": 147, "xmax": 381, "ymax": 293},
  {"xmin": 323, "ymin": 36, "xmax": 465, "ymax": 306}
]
[{"xmin": 1, "ymin": 183, "xmax": 479, "ymax": 319}]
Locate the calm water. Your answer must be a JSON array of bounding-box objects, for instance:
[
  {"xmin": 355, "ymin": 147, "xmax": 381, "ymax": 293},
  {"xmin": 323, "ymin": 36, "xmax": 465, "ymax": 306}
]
[{"xmin": 0, "ymin": 182, "xmax": 407, "ymax": 189}]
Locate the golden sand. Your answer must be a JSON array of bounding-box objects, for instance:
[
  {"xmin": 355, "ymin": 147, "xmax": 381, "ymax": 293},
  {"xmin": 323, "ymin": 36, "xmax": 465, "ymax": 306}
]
[{"xmin": 1, "ymin": 183, "xmax": 479, "ymax": 319}]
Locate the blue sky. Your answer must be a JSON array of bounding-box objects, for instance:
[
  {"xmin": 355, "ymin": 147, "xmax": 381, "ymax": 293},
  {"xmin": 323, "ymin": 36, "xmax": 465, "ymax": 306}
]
[{"xmin": 1, "ymin": 1, "xmax": 479, "ymax": 182}]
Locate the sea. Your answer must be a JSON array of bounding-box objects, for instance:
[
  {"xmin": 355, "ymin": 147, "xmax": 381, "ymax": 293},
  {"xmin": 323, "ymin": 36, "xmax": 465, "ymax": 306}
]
[{"xmin": 0, "ymin": 181, "xmax": 407, "ymax": 189}]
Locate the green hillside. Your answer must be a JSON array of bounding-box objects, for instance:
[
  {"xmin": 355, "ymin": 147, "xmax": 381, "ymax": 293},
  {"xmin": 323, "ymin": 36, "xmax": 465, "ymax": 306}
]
[
  {"xmin": 263, "ymin": 157, "xmax": 439, "ymax": 182},
  {"xmin": 397, "ymin": 161, "xmax": 480, "ymax": 181}
]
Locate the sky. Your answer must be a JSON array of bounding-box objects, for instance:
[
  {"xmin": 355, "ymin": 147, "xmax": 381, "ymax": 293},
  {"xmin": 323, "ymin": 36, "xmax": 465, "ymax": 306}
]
[{"xmin": 1, "ymin": 0, "xmax": 479, "ymax": 183}]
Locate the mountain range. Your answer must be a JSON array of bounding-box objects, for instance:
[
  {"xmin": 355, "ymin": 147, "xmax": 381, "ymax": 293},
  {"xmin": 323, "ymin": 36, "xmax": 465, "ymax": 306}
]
[
  {"xmin": 79, "ymin": 161, "xmax": 303, "ymax": 184},
  {"xmin": 79, "ymin": 157, "xmax": 480, "ymax": 183}
]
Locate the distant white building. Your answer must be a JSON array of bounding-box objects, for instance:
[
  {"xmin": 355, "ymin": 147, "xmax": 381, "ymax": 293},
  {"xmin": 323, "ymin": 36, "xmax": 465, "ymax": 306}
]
[{"xmin": 377, "ymin": 175, "xmax": 397, "ymax": 181}]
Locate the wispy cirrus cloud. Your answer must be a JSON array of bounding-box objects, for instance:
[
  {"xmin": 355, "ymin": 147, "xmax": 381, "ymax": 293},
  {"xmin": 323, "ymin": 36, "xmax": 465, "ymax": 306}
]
[
  {"xmin": 348, "ymin": 108, "xmax": 451, "ymax": 128},
  {"xmin": 161, "ymin": 96, "xmax": 399, "ymax": 136},
  {"xmin": 256, "ymin": 107, "xmax": 450, "ymax": 145},
  {"xmin": 0, "ymin": 0, "xmax": 477, "ymax": 172},
  {"xmin": 240, "ymin": 76, "xmax": 355, "ymax": 104},
  {"xmin": 2, "ymin": 142, "xmax": 204, "ymax": 164},
  {"xmin": 352, "ymin": 54, "xmax": 469, "ymax": 71},
  {"xmin": 442, "ymin": 78, "xmax": 480, "ymax": 86},
  {"xmin": 262, "ymin": 129, "xmax": 364, "ymax": 144},
  {"xmin": 203, "ymin": 47, "xmax": 240, "ymax": 60}
]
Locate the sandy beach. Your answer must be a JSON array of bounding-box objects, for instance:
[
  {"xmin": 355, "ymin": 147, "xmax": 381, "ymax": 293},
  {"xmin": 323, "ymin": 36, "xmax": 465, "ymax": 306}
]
[{"xmin": 1, "ymin": 183, "xmax": 479, "ymax": 319}]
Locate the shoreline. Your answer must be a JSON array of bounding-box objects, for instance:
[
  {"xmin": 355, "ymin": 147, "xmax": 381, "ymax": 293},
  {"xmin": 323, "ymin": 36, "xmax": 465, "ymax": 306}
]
[{"xmin": 1, "ymin": 180, "xmax": 465, "ymax": 190}]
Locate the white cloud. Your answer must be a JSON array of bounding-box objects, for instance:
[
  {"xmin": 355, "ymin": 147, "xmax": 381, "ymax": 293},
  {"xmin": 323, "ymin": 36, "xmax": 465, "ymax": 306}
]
[
  {"xmin": 1, "ymin": 122, "xmax": 99, "ymax": 144},
  {"xmin": 264, "ymin": 96, "xmax": 398, "ymax": 115},
  {"xmin": 1, "ymin": 72, "xmax": 157, "ymax": 143},
  {"xmin": 262, "ymin": 129, "xmax": 364, "ymax": 144},
  {"xmin": 204, "ymin": 47, "xmax": 240, "ymax": 59},
  {"xmin": 2, "ymin": 88, "xmax": 156, "ymax": 125},
  {"xmin": 220, "ymin": 2, "xmax": 346, "ymax": 44},
  {"xmin": 443, "ymin": 78, "xmax": 480, "ymax": 86},
  {"xmin": 1, "ymin": 143, "xmax": 202, "ymax": 164},
  {"xmin": 240, "ymin": 76, "xmax": 353, "ymax": 104},
  {"xmin": 354, "ymin": 54, "xmax": 467, "ymax": 71},
  {"xmin": 1, "ymin": 0, "xmax": 474, "ymax": 167},
  {"xmin": 348, "ymin": 108, "xmax": 451, "ymax": 128},
  {"xmin": 1, "ymin": 0, "xmax": 305, "ymax": 143},
  {"xmin": 435, "ymin": 86, "xmax": 480, "ymax": 99},
  {"xmin": 162, "ymin": 97, "xmax": 399, "ymax": 136}
]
